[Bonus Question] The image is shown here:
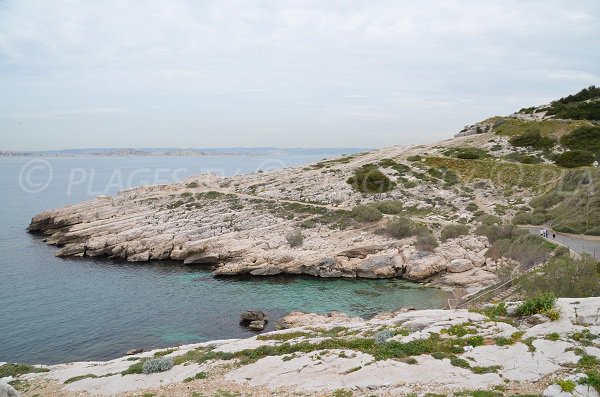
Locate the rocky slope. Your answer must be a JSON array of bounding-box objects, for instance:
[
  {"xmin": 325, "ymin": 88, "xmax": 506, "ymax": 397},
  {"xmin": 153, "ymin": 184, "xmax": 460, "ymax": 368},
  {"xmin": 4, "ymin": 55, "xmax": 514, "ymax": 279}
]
[
  {"xmin": 28, "ymin": 139, "xmax": 533, "ymax": 291},
  {"xmin": 3, "ymin": 297, "xmax": 599, "ymax": 397}
]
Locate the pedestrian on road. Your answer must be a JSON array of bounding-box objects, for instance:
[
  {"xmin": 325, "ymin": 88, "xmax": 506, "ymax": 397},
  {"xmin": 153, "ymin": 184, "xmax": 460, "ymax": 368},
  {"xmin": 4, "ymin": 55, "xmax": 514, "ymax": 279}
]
[{"xmin": 553, "ymin": 233, "xmax": 556, "ymax": 239}]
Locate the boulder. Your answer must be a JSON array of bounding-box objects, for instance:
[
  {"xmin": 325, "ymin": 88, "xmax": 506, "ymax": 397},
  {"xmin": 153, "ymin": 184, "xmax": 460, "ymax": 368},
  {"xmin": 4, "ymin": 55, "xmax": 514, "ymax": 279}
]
[
  {"xmin": 521, "ymin": 314, "xmax": 551, "ymax": 328},
  {"xmin": 183, "ymin": 252, "xmax": 220, "ymax": 265},
  {"xmin": 337, "ymin": 246, "xmax": 385, "ymax": 259},
  {"xmin": 126, "ymin": 348, "xmax": 143, "ymax": 355},
  {"xmin": 248, "ymin": 320, "xmax": 266, "ymax": 331},
  {"xmin": 403, "ymin": 254, "xmax": 448, "ymax": 280},
  {"xmin": 355, "ymin": 256, "xmax": 397, "ymax": 278},
  {"xmin": 0, "ymin": 382, "xmax": 20, "ymax": 397},
  {"xmin": 447, "ymin": 258, "xmax": 474, "ymax": 273},
  {"xmin": 240, "ymin": 310, "xmax": 268, "ymax": 322}
]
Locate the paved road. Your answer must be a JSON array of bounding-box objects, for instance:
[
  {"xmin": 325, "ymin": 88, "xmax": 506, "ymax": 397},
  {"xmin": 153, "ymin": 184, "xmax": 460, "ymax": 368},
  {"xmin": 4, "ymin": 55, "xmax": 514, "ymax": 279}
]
[{"xmin": 524, "ymin": 226, "xmax": 600, "ymax": 259}]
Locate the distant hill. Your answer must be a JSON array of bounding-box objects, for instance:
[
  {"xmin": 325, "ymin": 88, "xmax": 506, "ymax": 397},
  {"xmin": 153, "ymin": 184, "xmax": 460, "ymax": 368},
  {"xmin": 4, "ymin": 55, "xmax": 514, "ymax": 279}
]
[{"xmin": 0, "ymin": 147, "xmax": 368, "ymax": 158}]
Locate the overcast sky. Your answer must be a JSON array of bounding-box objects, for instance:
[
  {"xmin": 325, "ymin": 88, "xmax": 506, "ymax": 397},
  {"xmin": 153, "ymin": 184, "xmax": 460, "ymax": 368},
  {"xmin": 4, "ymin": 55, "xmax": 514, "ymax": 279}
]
[{"xmin": 0, "ymin": 0, "xmax": 598, "ymax": 151}]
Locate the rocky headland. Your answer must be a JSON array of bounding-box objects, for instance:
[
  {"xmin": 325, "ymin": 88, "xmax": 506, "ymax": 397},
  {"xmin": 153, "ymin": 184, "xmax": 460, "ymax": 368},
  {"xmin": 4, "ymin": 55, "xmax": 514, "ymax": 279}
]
[{"xmin": 27, "ymin": 138, "xmax": 528, "ymax": 291}]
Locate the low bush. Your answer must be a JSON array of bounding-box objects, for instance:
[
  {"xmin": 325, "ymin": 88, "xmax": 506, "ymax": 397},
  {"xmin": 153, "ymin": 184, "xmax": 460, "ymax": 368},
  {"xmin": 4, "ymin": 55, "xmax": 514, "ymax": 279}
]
[
  {"xmin": 584, "ymin": 370, "xmax": 600, "ymax": 392},
  {"xmin": 560, "ymin": 125, "xmax": 600, "ymax": 154},
  {"xmin": 384, "ymin": 217, "xmax": 415, "ymax": 239},
  {"xmin": 509, "ymin": 131, "xmax": 555, "ymax": 150},
  {"xmin": 285, "ymin": 229, "xmax": 304, "ymax": 248},
  {"xmin": 557, "ymin": 379, "xmax": 576, "ymax": 393},
  {"xmin": 350, "ymin": 205, "xmax": 383, "ymax": 222},
  {"xmin": 374, "ymin": 329, "xmax": 394, "ymax": 345},
  {"xmin": 516, "ymin": 293, "xmax": 556, "ymax": 316},
  {"xmin": 415, "ymin": 229, "xmax": 439, "ymax": 252},
  {"xmin": 504, "ymin": 152, "xmax": 543, "ymax": 164},
  {"xmin": 142, "ymin": 357, "xmax": 174, "ymax": 374},
  {"xmin": 554, "ymin": 150, "xmax": 595, "ymax": 168},
  {"xmin": 441, "ymin": 224, "xmax": 469, "ymax": 242},
  {"xmin": 346, "ymin": 164, "xmax": 396, "ymax": 193},
  {"xmin": 444, "ymin": 147, "xmax": 489, "ymax": 160},
  {"xmin": 477, "ymin": 214, "xmax": 502, "ymax": 226},
  {"xmin": 519, "ymin": 255, "xmax": 600, "ymax": 298},
  {"xmin": 370, "ymin": 200, "xmax": 403, "ymax": 214},
  {"xmin": 475, "ymin": 224, "xmax": 524, "ymax": 244}
]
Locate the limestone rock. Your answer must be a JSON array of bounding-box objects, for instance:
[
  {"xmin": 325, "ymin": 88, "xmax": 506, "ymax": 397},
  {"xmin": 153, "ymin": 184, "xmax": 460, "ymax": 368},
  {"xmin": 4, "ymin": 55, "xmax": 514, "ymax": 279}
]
[
  {"xmin": 521, "ymin": 314, "xmax": 551, "ymax": 328},
  {"xmin": 355, "ymin": 256, "xmax": 397, "ymax": 278},
  {"xmin": 248, "ymin": 320, "xmax": 266, "ymax": 331},
  {"xmin": 447, "ymin": 258, "xmax": 474, "ymax": 273},
  {"xmin": 276, "ymin": 311, "xmax": 362, "ymax": 329},
  {"xmin": 240, "ymin": 311, "xmax": 268, "ymax": 322},
  {"xmin": 0, "ymin": 382, "xmax": 20, "ymax": 397}
]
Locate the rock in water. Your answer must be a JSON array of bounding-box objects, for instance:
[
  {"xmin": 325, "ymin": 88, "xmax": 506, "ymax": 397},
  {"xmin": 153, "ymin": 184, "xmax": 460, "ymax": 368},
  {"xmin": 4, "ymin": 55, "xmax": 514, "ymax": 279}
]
[
  {"xmin": 248, "ymin": 320, "xmax": 266, "ymax": 331},
  {"xmin": 126, "ymin": 348, "xmax": 143, "ymax": 355},
  {"xmin": 240, "ymin": 310, "xmax": 268, "ymax": 322},
  {"xmin": 0, "ymin": 382, "xmax": 20, "ymax": 397},
  {"xmin": 240, "ymin": 311, "xmax": 268, "ymax": 330}
]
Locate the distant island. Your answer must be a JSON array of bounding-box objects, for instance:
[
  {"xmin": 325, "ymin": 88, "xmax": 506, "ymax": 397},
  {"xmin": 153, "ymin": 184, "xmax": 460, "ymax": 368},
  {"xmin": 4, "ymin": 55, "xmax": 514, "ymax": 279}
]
[{"xmin": 0, "ymin": 147, "xmax": 368, "ymax": 158}]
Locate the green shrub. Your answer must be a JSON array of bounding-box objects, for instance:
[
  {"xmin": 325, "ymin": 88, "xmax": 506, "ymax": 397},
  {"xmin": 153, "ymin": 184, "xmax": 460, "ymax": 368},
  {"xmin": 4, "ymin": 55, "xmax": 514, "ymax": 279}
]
[
  {"xmin": 441, "ymin": 224, "xmax": 469, "ymax": 242},
  {"xmin": 370, "ymin": 200, "xmax": 404, "ymax": 214},
  {"xmin": 519, "ymin": 255, "xmax": 600, "ymax": 298},
  {"xmin": 545, "ymin": 87, "xmax": 600, "ymax": 120},
  {"xmin": 407, "ymin": 155, "xmax": 422, "ymax": 162},
  {"xmin": 384, "ymin": 217, "xmax": 416, "ymax": 239},
  {"xmin": 475, "ymin": 224, "xmax": 523, "ymax": 243},
  {"xmin": 557, "ymin": 379, "xmax": 576, "ymax": 393},
  {"xmin": 444, "ymin": 147, "xmax": 489, "ymax": 160},
  {"xmin": 560, "ymin": 125, "xmax": 600, "ymax": 153},
  {"xmin": 516, "ymin": 293, "xmax": 556, "ymax": 316},
  {"xmin": 509, "ymin": 131, "xmax": 555, "ymax": 150},
  {"xmin": 285, "ymin": 229, "xmax": 304, "ymax": 247},
  {"xmin": 350, "ymin": 205, "xmax": 383, "ymax": 222},
  {"xmin": 554, "ymin": 150, "xmax": 595, "ymax": 168},
  {"xmin": 504, "ymin": 152, "xmax": 543, "ymax": 164},
  {"xmin": 346, "ymin": 164, "xmax": 396, "ymax": 193},
  {"xmin": 450, "ymin": 357, "xmax": 471, "ymax": 368},
  {"xmin": 415, "ymin": 229, "xmax": 438, "ymax": 252},
  {"xmin": 584, "ymin": 370, "xmax": 600, "ymax": 392},
  {"xmin": 142, "ymin": 357, "xmax": 174, "ymax": 374},
  {"xmin": 477, "ymin": 214, "xmax": 502, "ymax": 226}
]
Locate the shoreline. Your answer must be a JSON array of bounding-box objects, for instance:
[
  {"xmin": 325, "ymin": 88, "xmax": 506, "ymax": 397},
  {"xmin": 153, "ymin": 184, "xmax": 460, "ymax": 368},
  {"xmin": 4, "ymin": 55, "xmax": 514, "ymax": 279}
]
[{"xmin": 4, "ymin": 297, "xmax": 599, "ymax": 397}]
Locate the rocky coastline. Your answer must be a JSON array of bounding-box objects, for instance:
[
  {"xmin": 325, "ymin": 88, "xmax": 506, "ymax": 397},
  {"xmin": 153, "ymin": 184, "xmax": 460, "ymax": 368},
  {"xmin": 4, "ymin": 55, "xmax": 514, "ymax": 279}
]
[
  {"xmin": 2, "ymin": 297, "xmax": 599, "ymax": 397},
  {"xmin": 27, "ymin": 140, "xmax": 521, "ymax": 291}
]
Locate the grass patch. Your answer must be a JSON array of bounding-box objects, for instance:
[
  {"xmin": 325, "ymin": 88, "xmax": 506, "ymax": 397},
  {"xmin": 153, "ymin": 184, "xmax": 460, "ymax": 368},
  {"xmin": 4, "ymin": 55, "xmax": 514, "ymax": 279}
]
[
  {"xmin": 257, "ymin": 331, "xmax": 314, "ymax": 341},
  {"xmin": 423, "ymin": 157, "xmax": 562, "ymax": 193},
  {"xmin": 183, "ymin": 371, "xmax": 207, "ymax": 382},
  {"xmin": 0, "ymin": 363, "xmax": 49, "ymax": 378}
]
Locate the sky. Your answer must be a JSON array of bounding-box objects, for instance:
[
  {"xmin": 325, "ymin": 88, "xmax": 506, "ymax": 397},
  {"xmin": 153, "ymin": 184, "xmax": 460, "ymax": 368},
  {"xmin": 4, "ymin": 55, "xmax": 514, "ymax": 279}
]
[{"xmin": 0, "ymin": 0, "xmax": 599, "ymax": 151}]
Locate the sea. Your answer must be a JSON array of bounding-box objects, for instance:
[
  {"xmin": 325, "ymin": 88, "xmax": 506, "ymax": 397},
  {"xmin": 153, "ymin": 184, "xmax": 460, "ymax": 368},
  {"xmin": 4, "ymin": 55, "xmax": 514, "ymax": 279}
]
[{"xmin": 0, "ymin": 152, "xmax": 448, "ymax": 364}]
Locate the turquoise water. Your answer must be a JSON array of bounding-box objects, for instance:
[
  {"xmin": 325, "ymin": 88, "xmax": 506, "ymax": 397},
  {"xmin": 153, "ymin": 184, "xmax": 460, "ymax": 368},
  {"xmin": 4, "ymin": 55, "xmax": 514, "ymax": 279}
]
[{"xmin": 0, "ymin": 154, "xmax": 447, "ymax": 364}]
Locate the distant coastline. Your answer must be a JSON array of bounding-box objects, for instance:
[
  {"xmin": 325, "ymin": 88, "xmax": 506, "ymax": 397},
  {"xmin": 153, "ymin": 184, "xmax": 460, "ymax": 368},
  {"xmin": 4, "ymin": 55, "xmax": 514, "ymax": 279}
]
[{"xmin": 0, "ymin": 147, "xmax": 370, "ymax": 158}]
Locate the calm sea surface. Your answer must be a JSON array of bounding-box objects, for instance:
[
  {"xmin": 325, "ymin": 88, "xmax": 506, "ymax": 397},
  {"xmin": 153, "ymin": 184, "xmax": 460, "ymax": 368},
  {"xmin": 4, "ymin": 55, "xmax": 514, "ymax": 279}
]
[{"xmin": 0, "ymin": 154, "xmax": 448, "ymax": 364}]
